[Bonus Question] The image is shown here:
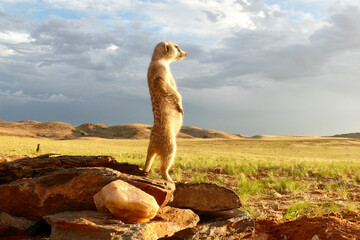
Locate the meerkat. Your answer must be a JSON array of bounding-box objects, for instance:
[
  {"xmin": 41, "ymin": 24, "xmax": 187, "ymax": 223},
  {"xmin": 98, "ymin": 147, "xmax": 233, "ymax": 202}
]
[{"xmin": 144, "ymin": 41, "xmax": 187, "ymax": 182}]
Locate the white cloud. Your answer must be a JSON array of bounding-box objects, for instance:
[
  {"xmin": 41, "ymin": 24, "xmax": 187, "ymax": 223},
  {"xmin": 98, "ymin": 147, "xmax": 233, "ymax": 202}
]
[
  {"xmin": 0, "ymin": 45, "xmax": 15, "ymax": 56},
  {"xmin": 0, "ymin": 90, "xmax": 81, "ymax": 103},
  {"xmin": 0, "ymin": 31, "xmax": 34, "ymax": 44}
]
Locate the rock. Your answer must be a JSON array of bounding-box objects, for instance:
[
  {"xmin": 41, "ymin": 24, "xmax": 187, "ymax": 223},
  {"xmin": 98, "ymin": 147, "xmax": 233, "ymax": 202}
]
[
  {"xmin": 165, "ymin": 210, "xmax": 254, "ymax": 240},
  {"xmin": 117, "ymin": 174, "xmax": 175, "ymax": 207},
  {"xmin": 94, "ymin": 180, "xmax": 160, "ymax": 223},
  {"xmin": 0, "ymin": 163, "xmax": 175, "ymax": 221},
  {"xmin": 0, "ymin": 154, "xmax": 7, "ymax": 163},
  {"xmin": 0, "ymin": 212, "xmax": 36, "ymax": 231},
  {"xmin": 311, "ymin": 235, "xmax": 320, "ymax": 240},
  {"xmin": 169, "ymin": 182, "xmax": 242, "ymax": 212},
  {"xmin": 0, "ymin": 167, "xmax": 121, "ymax": 221},
  {"xmin": 197, "ymin": 209, "xmax": 248, "ymax": 223},
  {"xmin": 0, "ymin": 154, "xmax": 145, "ymax": 185},
  {"xmin": 155, "ymin": 206, "xmax": 200, "ymax": 228},
  {"xmin": 0, "ymin": 212, "xmax": 37, "ymax": 236},
  {"xmin": 44, "ymin": 208, "xmax": 199, "ymax": 240}
]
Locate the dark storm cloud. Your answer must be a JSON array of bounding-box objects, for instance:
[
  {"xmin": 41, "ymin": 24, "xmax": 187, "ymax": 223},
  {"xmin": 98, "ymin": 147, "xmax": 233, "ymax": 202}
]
[
  {"xmin": 0, "ymin": 11, "xmax": 158, "ymax": 126},
  {"xmin": 0, "ymin": 13, "xmax": 157, "ymax": 95}
]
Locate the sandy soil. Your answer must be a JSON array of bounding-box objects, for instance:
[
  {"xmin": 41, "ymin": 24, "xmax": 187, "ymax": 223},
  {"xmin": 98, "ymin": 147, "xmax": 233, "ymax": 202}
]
[{"xmin": 254, "ymin": 212, "xmax": 360, "ymax": 240}]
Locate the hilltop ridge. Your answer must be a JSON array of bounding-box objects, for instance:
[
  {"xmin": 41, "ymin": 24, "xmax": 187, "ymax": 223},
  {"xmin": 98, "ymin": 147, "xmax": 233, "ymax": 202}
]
[{"xmin": 0, "ymin": 120, "xmax": 246, "ymax": 140}]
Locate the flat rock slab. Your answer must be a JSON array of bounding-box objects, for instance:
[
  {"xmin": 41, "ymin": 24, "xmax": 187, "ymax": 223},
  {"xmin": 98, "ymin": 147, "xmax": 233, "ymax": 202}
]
[
  {"xmin": 44, "ymin": 207, "xmax": 199, "ymax": 240},
  {"xmin": 165, "ymin": 210, "xmax": 254, "ymax": 240},
  {"xmin": 0, "ymin": 212, "xmax": 36, "ymax": 231},
  {"xmin": 0, "ymin": 212, "xmax": 37, "ymax": 237},
  {"xmin": 0, "ymin": 167, "xmax": 121, "ymax": 221},
  {"xmin": 118, "ymin": 174, "xmax": 175, "ymax": 207},
  {"xmin": 169, "ymin": 182, "xmax": 242, "ymax": 212},
  {"xmin": 0, "ymin": 154, "xmax": 145, "ymax": 185},
  {"xmin": 155, "ymin": 206, "xmax": 200, "ymax": 229}
]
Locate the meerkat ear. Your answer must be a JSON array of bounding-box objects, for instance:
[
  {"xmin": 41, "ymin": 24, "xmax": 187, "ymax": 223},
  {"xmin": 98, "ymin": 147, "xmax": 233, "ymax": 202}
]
[{"xmin": 164, "ymin": 42, "xmax": 170, "ymax": 53}]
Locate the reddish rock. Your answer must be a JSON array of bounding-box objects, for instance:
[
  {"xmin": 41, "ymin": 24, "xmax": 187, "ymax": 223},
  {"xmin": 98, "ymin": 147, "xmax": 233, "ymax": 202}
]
[
  {"xmin": 155, "ymin": 206, "xmax": 200, "ymax": 229},
  {"xmin": 0, "ymin": 154, "xmax": 145, "ymax": 185},
  {"xmin": 0, "ymin": 167, "xmax": 121, "ymax": 221},
  {"xmin": 0, "ymin": 212, "xmax": 36, "ymax": 231},
  {"xmin": 169, "ymin": 182, "xmax": 242, "ymax": 212},
  {"xmin": 117, "ymin": 174, "xmax": 175, "ymax": 207},
  {"xmin": 166, "ymin": 210, "xmax": 254, "ymax": 240},
  {"xmin": 44, "ymin": 208, "xmax": 199, "ymax": 240},
  {"xmin": 0, "ymin": 165, "xmax": 175, "ymax": 221}
]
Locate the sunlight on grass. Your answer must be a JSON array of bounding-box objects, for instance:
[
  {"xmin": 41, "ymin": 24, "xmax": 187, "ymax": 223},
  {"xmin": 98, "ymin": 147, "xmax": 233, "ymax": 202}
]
[{"xmin": 284, "ymin": 201, "xmax": 315, "ymax": 219}]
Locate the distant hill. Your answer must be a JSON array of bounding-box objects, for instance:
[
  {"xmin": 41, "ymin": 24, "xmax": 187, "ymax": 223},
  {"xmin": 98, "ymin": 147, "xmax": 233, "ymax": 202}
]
[
  {"xmin": 331, "ymin": 132, "xmax": 360, "ymax": 138},
  {"xmin": 0, "ymin": 120, "xmax": 247, "ymax": 140}
]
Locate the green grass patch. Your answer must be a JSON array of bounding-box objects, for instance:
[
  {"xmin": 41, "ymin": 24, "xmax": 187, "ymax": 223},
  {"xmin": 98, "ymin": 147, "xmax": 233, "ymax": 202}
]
[{"xmin": 284, "ymin": 201, "xmax": 316, "ymax": 219}]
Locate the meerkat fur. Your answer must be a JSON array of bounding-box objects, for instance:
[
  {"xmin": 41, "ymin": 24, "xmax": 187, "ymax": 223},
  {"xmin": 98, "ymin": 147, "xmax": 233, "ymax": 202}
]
[{"xmin": 144, "ymin": 41, "xmax": 187, "ymax": 182}]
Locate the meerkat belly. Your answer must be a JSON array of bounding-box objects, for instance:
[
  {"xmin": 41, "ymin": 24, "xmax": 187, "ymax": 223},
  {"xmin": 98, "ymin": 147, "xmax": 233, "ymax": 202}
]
[{"xmin": 153, "ymin": 104, "xmax": 181, "ymax": 128}]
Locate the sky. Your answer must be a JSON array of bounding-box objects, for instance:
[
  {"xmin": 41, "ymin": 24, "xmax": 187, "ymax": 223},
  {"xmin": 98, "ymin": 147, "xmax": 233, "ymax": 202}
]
[{"xmin": 0, "ymin": 0, "xmax": 359, "ymax": 136}]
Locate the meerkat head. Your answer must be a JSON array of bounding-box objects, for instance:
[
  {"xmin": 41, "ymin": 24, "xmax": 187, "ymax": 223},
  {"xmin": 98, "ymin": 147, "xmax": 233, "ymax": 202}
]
[{"xmin": 151, "ymin": 41, "xmax": 187, "ymax": 62}]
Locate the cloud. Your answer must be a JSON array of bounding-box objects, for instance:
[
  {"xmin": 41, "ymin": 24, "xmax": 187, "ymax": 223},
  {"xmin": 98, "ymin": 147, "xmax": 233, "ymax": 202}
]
[
  {"xmin": 0, "ymin": 0, "xmax": 359, "ymax": 135},
  {"xmin": 0, "ymin": 90, "xmax": 82, "ymax": 103},
  {"xmin": 0, "ymin": 31, "xmax": 34, "ymax": 44},
  {"xmin": 177, "ymin": 3, "xmax": 360, "ymax": 90}
]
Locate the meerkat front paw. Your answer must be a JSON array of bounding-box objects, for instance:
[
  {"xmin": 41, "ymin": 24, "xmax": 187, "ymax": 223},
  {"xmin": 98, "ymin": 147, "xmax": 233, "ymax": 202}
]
[{"xmin": 177, "ymin": 105, "xmax": 184, "ymax": 115}]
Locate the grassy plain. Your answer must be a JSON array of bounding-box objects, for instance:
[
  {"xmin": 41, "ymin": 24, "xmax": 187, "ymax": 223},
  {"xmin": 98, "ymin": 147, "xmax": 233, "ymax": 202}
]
[{"xmin": 1, "ymin": 135, "xmax": 359, "ymax": 219}]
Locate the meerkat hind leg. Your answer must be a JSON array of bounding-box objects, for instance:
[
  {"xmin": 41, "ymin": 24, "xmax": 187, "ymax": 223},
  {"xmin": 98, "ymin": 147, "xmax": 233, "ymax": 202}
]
[
  {"xmin": 159, "ymin": 151, "xmax": 176, "ymax": 182},
  {"xmin": 144, "ymin": 145, "xmax": 156, "ymax": 173}
]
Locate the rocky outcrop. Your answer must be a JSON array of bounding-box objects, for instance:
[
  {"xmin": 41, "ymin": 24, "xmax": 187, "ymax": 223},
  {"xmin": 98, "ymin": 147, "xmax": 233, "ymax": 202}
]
[
  {"xmin": 0, "ymin": 154, "xmax": 145, "ymax": 185},
  {"xmin": 44, "ymin": 207, "xmax": 199, "ymax": 240},
  {"xmin": 169, "ymin": 182, "xmax": 242, "ymax": 212},
  {"xmin": 0, "ymin": 164, "xmax": 174, "ymax": 221},
  {"xmin": 0, "ymin": 155, "xmax": 254, "ymax": 239}
]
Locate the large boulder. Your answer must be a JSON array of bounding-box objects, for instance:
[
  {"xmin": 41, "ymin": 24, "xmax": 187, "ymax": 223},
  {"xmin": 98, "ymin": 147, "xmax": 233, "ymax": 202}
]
[
  {"xmin": 94, "ymin": 180, "xmax": 160, "ymax": 223},
  {"xmin": 44, "ymin": 208, "xmax": 199, "ymax": 240},
  {"xmin": 0, "ymin": 167, "xmax": 120, "ymax": 221},
  {"xmin": 169, "ymin": 182, "xmax": 242, "ymax": 212}
]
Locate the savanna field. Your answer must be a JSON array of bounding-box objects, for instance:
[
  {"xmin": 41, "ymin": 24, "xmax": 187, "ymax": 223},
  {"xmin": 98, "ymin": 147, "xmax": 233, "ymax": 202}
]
[{"xmin": 1, "ymin": 135, "xmax": 359, "ymax": 221}]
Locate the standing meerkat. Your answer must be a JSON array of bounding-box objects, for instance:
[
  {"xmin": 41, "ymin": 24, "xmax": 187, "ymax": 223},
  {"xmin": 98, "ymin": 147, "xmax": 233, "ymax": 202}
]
[{"xmin": 144, "ymin": 41, "xmax": 187, "ymax": 182}]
